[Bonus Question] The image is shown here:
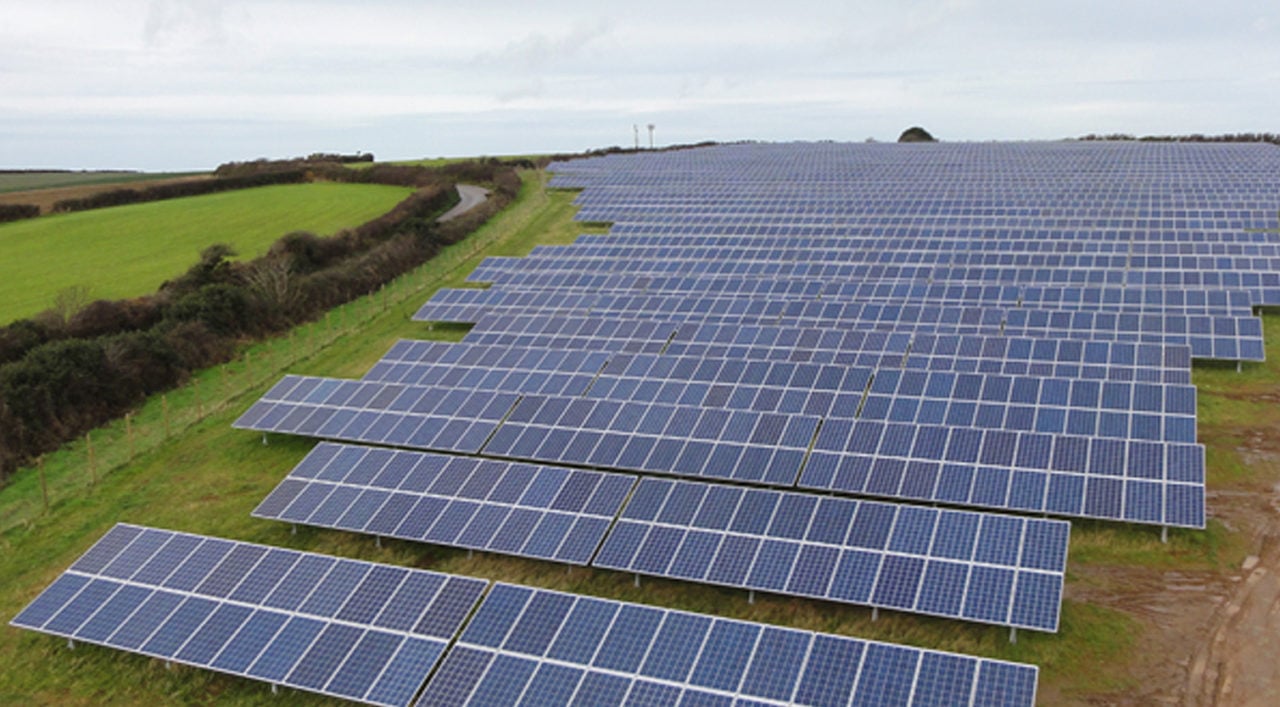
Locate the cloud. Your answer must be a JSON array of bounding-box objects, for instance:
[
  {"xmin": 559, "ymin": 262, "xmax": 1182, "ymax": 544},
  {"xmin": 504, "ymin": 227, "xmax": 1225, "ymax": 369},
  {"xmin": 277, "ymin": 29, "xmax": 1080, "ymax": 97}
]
[
  {"xmin": 142, "ymin": 0, "xmax": 244, "ymax": 48},
  {"xmin": 4, "ymin": 0, "xmax": 1280, "ymax": 168}
]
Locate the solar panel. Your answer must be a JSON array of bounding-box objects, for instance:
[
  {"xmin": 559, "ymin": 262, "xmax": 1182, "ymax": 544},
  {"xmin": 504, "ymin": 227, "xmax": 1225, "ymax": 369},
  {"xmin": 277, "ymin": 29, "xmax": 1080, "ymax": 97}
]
[
  {"xmin": 416, "ymin": 582, "xmax": 1039, "ymax": 706},
  {"xmin": 592, "ymin": 477, "xmax": 1068, "ymax": 632},
  {"xmin": 10, "ymin": 524, "xmax": 488, "ymax": 707},
  {"xmin": 255, "ymin": 442, "xmax": 636, "ymax": 565}
]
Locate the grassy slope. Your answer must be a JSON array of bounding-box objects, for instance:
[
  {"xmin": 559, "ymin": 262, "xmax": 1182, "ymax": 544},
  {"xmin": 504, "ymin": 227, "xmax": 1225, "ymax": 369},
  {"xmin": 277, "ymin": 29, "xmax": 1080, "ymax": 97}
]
[
  {"xmin": 0, "ymin": 172, "xmax": 1265, "ymax": 704},
  {"xmin": 0, "ymin": 183, "xmax": 413, "ymax": 325}
]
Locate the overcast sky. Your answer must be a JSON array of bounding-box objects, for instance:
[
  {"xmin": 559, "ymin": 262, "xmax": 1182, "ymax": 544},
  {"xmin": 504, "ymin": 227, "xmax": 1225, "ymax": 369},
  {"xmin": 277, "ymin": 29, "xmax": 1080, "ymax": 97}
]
[{"xmin": 4, "ymin": 0, "xmax": 1278, "ymax": 170}]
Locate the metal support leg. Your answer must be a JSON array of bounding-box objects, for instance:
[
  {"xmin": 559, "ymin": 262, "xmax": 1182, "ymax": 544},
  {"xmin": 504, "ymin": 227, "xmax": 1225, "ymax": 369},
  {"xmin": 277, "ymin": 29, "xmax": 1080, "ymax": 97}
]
[
  {"xmin": 748, "ymin": 590, "xmax": 755, "ymax": 605},
  {"xmin": 1238, "ymin": 361, "xmax": 1243, "ymax": 374},
  {"xmin": 376, "ymin": 536, "xmax": 382, "ymax": 549},
  {"xmin": 634, "ymin": 574, "xmax": 641, "ymax": 588},
  {"xmin": 1161, "ymin": 526, "xmax": 1168, "ymax": 544},
  {"xmin": 272, "ymin": 684, "xmax": 279, "ymax": 695},
  {"xmin": 291, "ymin": 524, "xmax": 297, "ymax": 536},
  {"xmin": 262, "ymin": 432, "xmax": 268, "ymax": 446},
  {"xmin": 1010, "ymin": 628, "xmax": 1017, "ymax": 644},
  {"xmin": 871, "ymin": 608, "xmax": 879, "ymax": 622},
  {"xmin": 67, "ymin": 639, "xmax": 75, "ymax": 650},
  {"xmin": 467, "ymin": 549, "xmax": 474, "ymax": 559}
]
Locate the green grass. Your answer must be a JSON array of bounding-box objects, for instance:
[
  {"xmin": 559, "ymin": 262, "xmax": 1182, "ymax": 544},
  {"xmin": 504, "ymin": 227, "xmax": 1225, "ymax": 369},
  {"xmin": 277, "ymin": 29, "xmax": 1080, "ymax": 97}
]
[
  {"xmin": 0, "ymin": 182, "xmax": 413, "ymax": 324},
  {"xmin": 0, "ymin": 171, "xmax": 202, "ymax": 195},
  {"xmin": 0, "ymin": 171, "xmax": 1271, "ymax": 703}
]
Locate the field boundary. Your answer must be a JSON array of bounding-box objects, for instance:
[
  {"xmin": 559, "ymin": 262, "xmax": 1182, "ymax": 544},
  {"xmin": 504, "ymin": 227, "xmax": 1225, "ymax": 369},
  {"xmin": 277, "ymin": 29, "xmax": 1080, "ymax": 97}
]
[{"xmin": 0, "ymin": 171, "xmax": 550, "ymax": 535}]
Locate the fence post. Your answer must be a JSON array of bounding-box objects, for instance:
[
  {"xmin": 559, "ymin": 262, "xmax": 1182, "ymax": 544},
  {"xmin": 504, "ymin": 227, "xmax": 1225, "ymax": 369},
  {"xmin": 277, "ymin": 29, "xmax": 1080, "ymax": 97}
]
[
  {"xmin": 38, "ymin": 456, "xmax": 48, "ymax": 513},
  {"xmin": 86, "ymin": 432, "xmax": 96, "ymax": 486}
]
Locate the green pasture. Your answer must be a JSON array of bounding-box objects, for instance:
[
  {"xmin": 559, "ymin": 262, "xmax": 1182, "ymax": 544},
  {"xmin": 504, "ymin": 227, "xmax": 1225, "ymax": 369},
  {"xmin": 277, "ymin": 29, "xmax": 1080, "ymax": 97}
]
[
  {"xmin": 0, "ymin": 172, "xmax": 1271, "ymax": 703},
  {"xmin": 0, "ymin": 182, "xmax": 414, "ymax": 324}
]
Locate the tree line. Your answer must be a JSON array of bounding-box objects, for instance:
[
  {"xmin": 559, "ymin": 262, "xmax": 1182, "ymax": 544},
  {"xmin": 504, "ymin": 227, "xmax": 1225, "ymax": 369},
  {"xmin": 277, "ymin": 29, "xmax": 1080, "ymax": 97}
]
[
  {"xmin": 1076, "ymin": 133, "xmax": 1280, "ymax": 146},
  {"xmin": 0, "ymin": 159, "xmax": 520, "ymax": 484}
]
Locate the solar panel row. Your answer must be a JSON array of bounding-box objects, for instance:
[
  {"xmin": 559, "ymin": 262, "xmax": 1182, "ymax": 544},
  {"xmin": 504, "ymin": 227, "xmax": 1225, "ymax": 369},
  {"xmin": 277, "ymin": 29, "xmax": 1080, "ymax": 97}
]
[
  {"xmin": 594, "ymin": 477, "xmax": 1068, "ymax": 631},
  {"xmin": 413, "ymin": 289, "xmax": 1264, "ymax": 360},
  {"xmin": 457, "ymin": 315, "xmax": 1194, "ymax": 384},
  {"xmin": 418, "ymin": 582, "xmax": 1039, "ymax": 706}
]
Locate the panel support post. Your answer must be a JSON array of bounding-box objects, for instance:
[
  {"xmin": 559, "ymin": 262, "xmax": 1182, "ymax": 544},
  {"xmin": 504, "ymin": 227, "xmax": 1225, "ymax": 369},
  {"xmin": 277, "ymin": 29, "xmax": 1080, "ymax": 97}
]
[
  {"xmin": 1010, "ymin": 628, "xmax": 1017, "ymax": 644},
  {"xmin": 748, "ymin": 590, "xmax": 755, "ymax": 605},
  {"xmin": 272, "ymin": 684, "xmax": 279, "ymax": 695},
  {"xmin": 1161, "ymin": 526, "xmax": 1168, "ymax": 544},
  {"xmin": 634, "ymin": 574, "xmax": 641, "ymax": 588},
  {"xmin": 291, "ymin": 524, "xmax": 297, "ymax": 536},
  {"xmin": 262, "ymin": 432, "xmax": 269, "ymax": 446},
  {"xmin": 467, "ymin": 549, "xmax": 474, "ymax": 559},
  {"xmin": 1238, "ymin": 360, "xmax": 1243, "ymax": 374},
  {"xmin": 871, "ymin": 608, "xmax": 879, "ymax": 622},
  {"xmin": 67, "ymin": 639, "xmax": 75, "ymax": 650},
  {"xmin": 376, "ymin": 536, "xmax": 382, "ymax": 549}
]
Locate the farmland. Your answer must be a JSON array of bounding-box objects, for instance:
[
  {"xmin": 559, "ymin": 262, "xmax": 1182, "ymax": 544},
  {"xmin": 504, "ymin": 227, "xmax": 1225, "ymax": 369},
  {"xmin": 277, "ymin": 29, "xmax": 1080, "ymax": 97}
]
[
  {"xmin": 0, "ymin": 182, "xmax": 414, "ymax": 325},
  {"xmin": 0, "ymin": 171, "xmax": 203, "ymax": 195},
  {"xmin": 1, "ymin": 168, "xmax": 1277, "ymax": 704}
]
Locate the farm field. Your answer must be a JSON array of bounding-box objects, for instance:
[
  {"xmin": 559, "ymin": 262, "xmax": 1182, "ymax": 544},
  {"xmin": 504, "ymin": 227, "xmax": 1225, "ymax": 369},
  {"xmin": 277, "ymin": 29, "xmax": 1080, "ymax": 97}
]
[
  {"xmin": 0, "ymin": 171, "xmax": 203, "ymax": 195},
  {"xmin": 2, "ymin": 169, "xmax": 1278, "ymax": 704},
  {"xmin": 0, "ymin": 182, "xmax": 414, "ymax": 325}
]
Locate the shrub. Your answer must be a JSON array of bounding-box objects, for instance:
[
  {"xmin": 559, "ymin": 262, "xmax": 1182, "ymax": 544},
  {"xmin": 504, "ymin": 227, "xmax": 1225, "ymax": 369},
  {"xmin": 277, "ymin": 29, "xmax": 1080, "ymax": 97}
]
[
  {"xmin": 0, "ymin": 204, "xmax": 40, "ymax": 224},
  {"xmin": 164, "ymin": 283, "xmax": 253, "ymax": 336}
]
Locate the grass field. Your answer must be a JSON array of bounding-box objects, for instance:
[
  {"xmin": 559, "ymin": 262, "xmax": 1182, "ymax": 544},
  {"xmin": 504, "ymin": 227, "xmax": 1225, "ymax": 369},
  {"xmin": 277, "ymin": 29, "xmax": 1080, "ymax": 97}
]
[
  {"xmin": 0, "ymin": 182, "xmax": 414, "ymax": 325},
  {"xmin": 0, "ymin": 171, "xmax": 1270, "ymax": 704},
  {"xmin": 0, "ymin": 171, "xmax": 202, "ymax": 195}
]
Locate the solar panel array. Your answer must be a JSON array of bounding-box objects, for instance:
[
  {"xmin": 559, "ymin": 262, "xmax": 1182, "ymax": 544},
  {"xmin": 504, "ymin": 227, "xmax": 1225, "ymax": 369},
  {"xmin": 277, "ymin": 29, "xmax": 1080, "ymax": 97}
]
[
  {"xmin": 10, "ymin": 524, "xmax": 487, "ymax": 707},
  {"xmin": 174, "ymin": 140, "xmax": 1280, "ymax": 703},
  {"xmin": 14, "ymin": 525, "xmax": 1040, "ymax": 706},
  {"xmin": 254, "ymin": 443, "xmax": 636, "ymax": 565},
  {"xmin": 418, "ymin": 582, "xmax": 1039, "ymax": 706}
]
